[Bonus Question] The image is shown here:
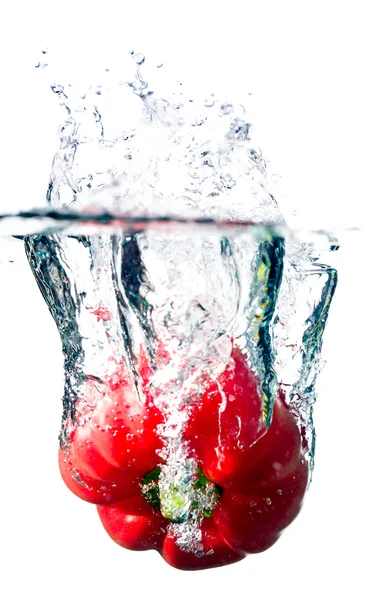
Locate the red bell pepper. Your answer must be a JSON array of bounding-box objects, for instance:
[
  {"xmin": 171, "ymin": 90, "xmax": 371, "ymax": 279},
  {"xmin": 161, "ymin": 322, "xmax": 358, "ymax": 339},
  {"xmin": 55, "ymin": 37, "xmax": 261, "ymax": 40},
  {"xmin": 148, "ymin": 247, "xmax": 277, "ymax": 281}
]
[{"xmin": 59, "ymin": 345, "xmax": 309, "ymax": 570}]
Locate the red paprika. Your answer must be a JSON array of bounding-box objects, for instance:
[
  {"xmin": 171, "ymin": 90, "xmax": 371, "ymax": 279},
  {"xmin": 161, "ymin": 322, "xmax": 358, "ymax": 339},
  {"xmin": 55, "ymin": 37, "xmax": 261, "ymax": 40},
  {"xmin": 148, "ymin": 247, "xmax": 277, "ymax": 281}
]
[{"xmin": 59, "ymin": 345, "xmax": 308, "ymax": 570}]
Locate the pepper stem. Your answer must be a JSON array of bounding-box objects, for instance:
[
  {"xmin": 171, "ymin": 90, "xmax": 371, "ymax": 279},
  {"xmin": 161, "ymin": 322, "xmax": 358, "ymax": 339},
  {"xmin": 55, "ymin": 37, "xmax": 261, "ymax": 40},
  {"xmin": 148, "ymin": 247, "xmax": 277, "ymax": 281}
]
[
  {"xmin": 160, "ymin": 481, "xmax": 193, "ymax": 523},
  {"xmin": 141, "ymin": 466, "xmax": 221, "ymax": 522}
]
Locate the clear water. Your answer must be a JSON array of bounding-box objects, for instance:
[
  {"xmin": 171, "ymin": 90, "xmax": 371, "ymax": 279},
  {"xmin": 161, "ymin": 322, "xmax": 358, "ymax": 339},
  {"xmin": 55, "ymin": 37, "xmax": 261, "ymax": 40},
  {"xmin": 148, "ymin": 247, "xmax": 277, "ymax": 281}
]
[{"xmin": 0, "ymin": 51, "xmax": 338, "ymax": 554}]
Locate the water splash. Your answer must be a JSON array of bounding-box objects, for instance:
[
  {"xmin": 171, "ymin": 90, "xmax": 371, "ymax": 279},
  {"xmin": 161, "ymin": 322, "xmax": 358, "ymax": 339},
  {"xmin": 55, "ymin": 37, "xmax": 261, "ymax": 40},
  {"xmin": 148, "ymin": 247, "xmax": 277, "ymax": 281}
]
[
  {"xmin": 16, "ymin": 53, "xmax": 338, "ymax": 553},
  {"xmin": 36, "ymin": 52, "xmax": 281, "ymax": 225}
]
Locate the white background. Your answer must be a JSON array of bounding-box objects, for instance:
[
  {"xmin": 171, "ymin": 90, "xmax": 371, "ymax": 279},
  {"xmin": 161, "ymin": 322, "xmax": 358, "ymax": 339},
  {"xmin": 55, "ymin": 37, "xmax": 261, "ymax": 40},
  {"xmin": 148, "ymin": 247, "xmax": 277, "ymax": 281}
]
[{"xmin": 1, "ymin": 2, "xmax": 377, "ymax": 599}]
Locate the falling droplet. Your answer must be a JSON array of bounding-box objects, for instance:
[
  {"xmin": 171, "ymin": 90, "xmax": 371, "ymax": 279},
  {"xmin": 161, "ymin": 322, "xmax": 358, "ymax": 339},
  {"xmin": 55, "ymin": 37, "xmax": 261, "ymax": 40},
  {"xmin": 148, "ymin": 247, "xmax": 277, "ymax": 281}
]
[
  {"xmin": 204, "ymin": 95, "xmax": 215, "ymax": 108},
  {"xmin": 134, "ymin": 53, "xmax": 145, "ymax": 66},
  {"xmin": 51, "ymin": 84, "xmax": 64, "ymax": 94}
]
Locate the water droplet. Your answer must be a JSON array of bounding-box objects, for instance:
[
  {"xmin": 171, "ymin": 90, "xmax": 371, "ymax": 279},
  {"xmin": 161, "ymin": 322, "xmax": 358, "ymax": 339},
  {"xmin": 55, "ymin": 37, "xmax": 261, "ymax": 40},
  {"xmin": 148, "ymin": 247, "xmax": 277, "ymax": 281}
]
[
  {"xmin": 220, "ymin": 174, "xmax": 236, "ymax": 189},
  {"xmin": 191, "ymin": 117, "xmax": 207, "ymax": 127},
  {"xmin": 220, "ymin": 103, "xmax": 233, "ymax": 115},
  {"xmin": 229, "ymin": 118, "xmax": 250, "ymax": 140},
  {"xmin": 134, "ymin": 53, "xmax": 145, "ymax": 65},
  {"xmin": 51, "ymin": 84, "xmax": 64, "ymax": 94},
  {"xmin": 204, "ymin": 95, "xmax": 215, "ymax": 108}
]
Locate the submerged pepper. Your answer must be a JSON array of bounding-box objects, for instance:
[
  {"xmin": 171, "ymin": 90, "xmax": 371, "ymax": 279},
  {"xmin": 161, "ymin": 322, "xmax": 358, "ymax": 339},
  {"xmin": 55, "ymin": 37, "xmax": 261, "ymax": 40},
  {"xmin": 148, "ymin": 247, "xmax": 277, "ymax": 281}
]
[{"xmin": 59, "ymin": 345, "xmax": 308, "ymax": 570}]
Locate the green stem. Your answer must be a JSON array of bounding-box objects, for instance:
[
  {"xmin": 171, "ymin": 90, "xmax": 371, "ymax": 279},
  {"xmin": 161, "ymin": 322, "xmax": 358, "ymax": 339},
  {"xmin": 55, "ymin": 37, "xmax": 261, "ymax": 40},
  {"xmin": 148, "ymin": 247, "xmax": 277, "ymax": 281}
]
[{"xmin": 141, "ymin": 466, "xmax": 221, "ymax": 522}]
